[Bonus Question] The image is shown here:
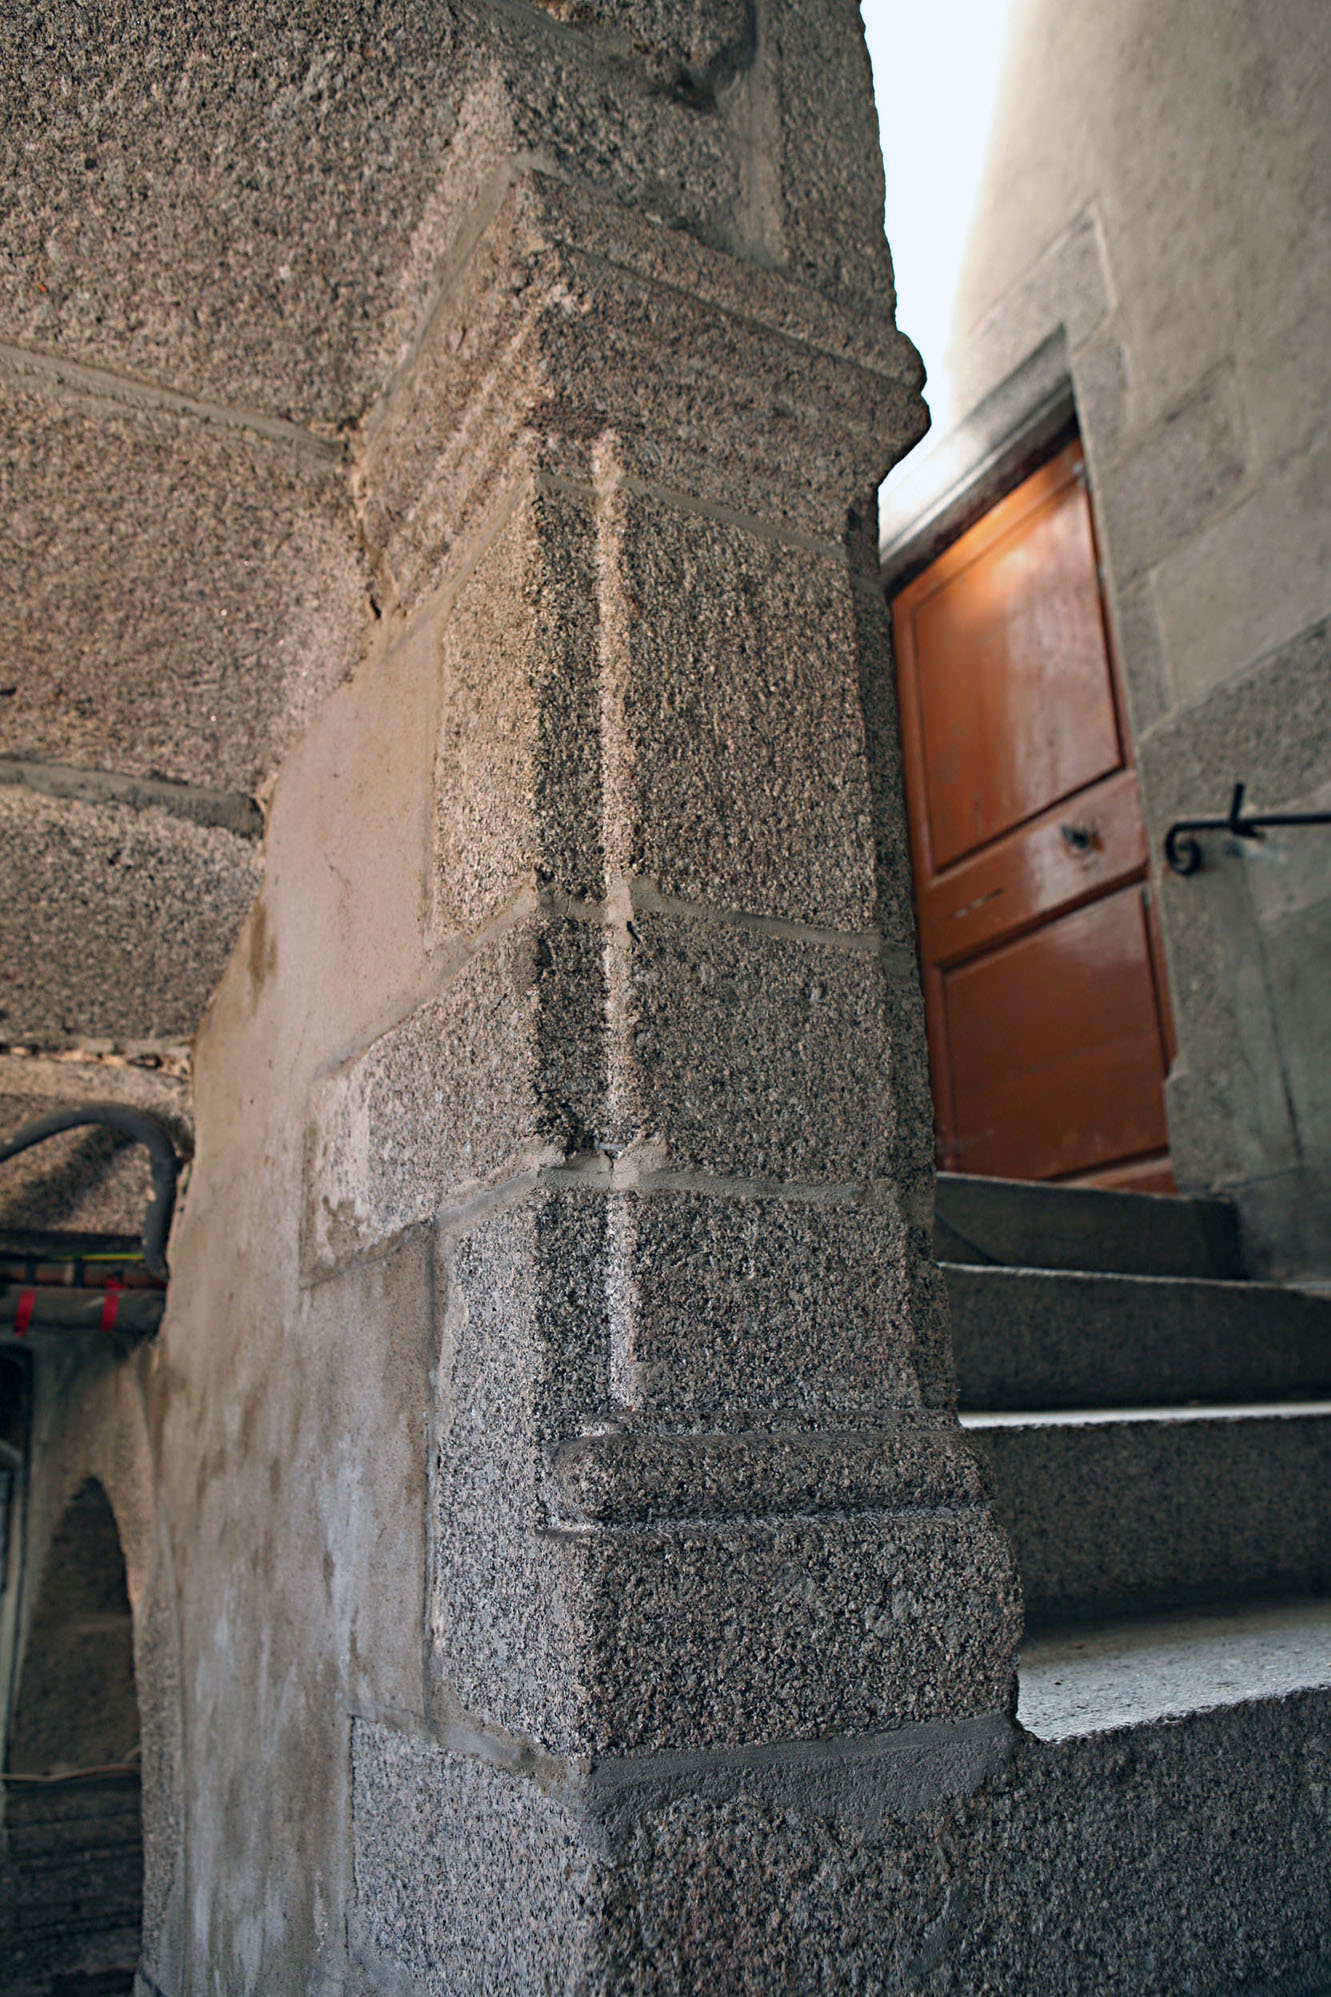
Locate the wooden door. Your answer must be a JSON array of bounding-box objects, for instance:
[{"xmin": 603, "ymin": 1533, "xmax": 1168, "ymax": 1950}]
[{"xmin": 890, "ymin": 438, "xmax": 1175, "ymax": 1190}]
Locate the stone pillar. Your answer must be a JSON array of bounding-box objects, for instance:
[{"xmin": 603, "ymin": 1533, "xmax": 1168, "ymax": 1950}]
[{"xmin": 294, "ymin": 167, "xmax": 1020, "ymax": 1985}]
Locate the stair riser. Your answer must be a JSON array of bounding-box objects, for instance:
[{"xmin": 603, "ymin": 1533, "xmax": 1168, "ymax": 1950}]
[
  {"xmin": 935, "ymin": 1174, "xmax": 1244, "ymax": 1280},
  {"xmin": 965, "ymin": 1413, "xmax": 1331, "ymax": 1623},
  {"xmin": 948, "ymin": 1265, "xmax": 1331, "ymax": 1411}
]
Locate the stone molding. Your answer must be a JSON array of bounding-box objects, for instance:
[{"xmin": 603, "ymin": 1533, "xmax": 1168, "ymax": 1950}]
[{"xmin": 359, "ymin": 163, "xmax": 928, "ymax": 614}]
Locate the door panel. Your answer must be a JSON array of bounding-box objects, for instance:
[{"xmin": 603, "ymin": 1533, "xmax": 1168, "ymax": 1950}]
[
  {"xmin": 941, "ymin": 887, "xmax": 1170, "ymax": 1181},
  {"xmin": 912, "ymin": 454, "xmax": 1123, "ymax": 871},
  {"xmin": 920, "ymin": 766, "xmax": 1146, "ymax": 966},
  {"xmin": 892, "ymin": 437, "xmax": 1175, "ymax": 1187}
]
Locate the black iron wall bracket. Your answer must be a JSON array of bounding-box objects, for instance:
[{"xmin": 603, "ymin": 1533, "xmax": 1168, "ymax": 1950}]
[{"xmin": 1164, "ymin": 781, "xmax": 1331, "ymax": 877}]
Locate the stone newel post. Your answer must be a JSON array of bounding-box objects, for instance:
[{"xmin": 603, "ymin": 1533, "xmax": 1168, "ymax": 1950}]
[{"xmin": 297, "ymin": 162, "xmax": 1020, "ymax": 1983}]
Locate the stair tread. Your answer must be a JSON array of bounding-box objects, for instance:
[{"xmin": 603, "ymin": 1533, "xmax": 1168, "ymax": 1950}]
[
  {"xmin": 1018, "ymin": 1596, "xmax": 1331, "ymax": 1741},
  {"xmin": 944, "ymin": 1264, "xmax": 1298, "ymax": 1290},
  {"xmin": 962, "ymin": 1399, "xmax": 1331, "ymax": 1428}
]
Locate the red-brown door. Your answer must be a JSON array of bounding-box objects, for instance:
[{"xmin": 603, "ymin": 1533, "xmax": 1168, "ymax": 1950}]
[{"xmin": 890, "ymin": 438, "xmax": 1175, "ymax": 1190}]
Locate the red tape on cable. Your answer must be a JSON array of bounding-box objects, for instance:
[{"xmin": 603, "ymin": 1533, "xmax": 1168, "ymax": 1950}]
[
  {"xmin": 14, "ymin": 1288, "xmax": 35, "ymax": 1336},
  {"xmin": 99, "ymin": 1281, "xmax": 122, "ymax": 1333}
]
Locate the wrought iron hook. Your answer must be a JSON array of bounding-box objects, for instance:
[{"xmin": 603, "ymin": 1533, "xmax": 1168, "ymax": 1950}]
[{"xmin": 1164, "ymin": 781, "xmax": 1331, "ymax": 877}]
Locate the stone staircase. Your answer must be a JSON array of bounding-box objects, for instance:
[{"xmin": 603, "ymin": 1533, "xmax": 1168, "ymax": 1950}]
[
  {"xmin": 938, "ymin": 1173, "xmax": 1331, "ymax": 1626},
  {"xmin": 928, "ymin": 1173, "xmax": 1331, "ymax": 1984},
  {"xmin": 938, "ymin": 1168, "xmax": 1331, "ymax": 1791}
]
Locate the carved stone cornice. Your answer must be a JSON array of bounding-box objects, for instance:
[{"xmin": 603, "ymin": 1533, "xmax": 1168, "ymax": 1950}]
[{"xmin": 359, "ymin": 163, "xmax": 929, "ymax": 613}]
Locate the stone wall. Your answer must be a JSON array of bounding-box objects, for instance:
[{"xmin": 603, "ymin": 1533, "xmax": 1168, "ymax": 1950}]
[
  {"xmin": 0, "ymin": 3, "xmax": 1037, "ymax": 1986},
  {"xmin": 880, "ymin": 0, "xmax": 1331, "ymax": 1274},
  {"xmin": 150, "ymin": 62, "xmax": 1024, "ymax": 1973}
]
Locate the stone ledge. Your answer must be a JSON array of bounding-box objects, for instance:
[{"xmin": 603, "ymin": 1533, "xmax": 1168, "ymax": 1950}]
[{"xmin": 547, "ymin": 1422, "xmax": 989, "ymax": 1524}]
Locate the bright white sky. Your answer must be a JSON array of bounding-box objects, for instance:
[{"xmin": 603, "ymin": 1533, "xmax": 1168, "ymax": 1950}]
[{"xmin": 860, "ymin": 0, "xmax": 1014, "ymax": 432}]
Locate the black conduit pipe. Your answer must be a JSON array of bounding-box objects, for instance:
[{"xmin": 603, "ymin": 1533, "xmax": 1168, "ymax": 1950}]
[{"xmin": 0, "ymin": 1104, "xmax": 181, "ymax": 1279}]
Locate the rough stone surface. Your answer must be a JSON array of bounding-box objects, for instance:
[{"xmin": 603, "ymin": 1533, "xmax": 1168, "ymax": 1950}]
[
  {"xmin": 0, "ymin": 4, "xmax": 997, "ymax": 1991},
  {"xmin": 0, "ymin": 364, "xmax": 367, "ymax": 793},
  {"xmin": 607, "ymin": 910, "xmax": 898, "ymax": 1184},
  {"xmin": 966, "ymin": 1406, "xmax": 1331, "ymax": 1622},
  {"xmin": 361, "ymin": 170, "xmax": 924, "ymax": 610},
  {"xmin": 352, "ymin": 1689, "xmax": 1331, "ymax": 1996},
  {"xmin": 1103, "ymin": 572, "xmax": 1168, "ymax": 735},
  {"xmin": 601, "ymin": 489, "xmax": 878, "ymax": 929},
  {"xmin": 948, "ymin": 1264, "xmax": 1331, "ymax": 1413},
  {"xmin": 350, "ymin": 1721, "xmax": 597, "ymax": 1995},
  {"xmin": 430, "ymin": 1185, "xmax": 1016, "ymax": 1756},
  {"xmin": 0, "ymin": 2, "xmax": 817, "ymax": 428},
  {"xmin": 433, "ymin": 1499, "xmax": 1019, "ymax": 1757},
  {"xmin": 433, "ymin": 483, "xmax": 604, "ymax": 935},
  {"xmin": 605, "ymin": 1692, "xmax": 1331, "ymax": 1995},
  {"xmin": 853, "ymin": 562, "xmax": 922, "ymax": 953},
  {"xmin": 1157, "ymin": 851, "xmax": 1301, "ymax": 1191},
  {"xmin": 1019, "ymin": 1597, "xmax": 1331, "ymax": 1741},
  {"xmin": 934, "ymin": 1170, "xmax": 1244, "ymax": 1280},
  {"xmin": 436, "ymin": 1186, "xmax": 612, "ymax": 1455},
  {"xmin": 550, "ymin": 1422, "xmax": 987, "ymax": 1525},
  {"xmin": 0, "ymin": 1052, "xmax": 190, "ymax": 1234},
  {"xmin": 304, "ymin": 913, "xmax": 607, "ymax": 1270},
  {"xmin": 0, "ymin": 789, "xmax": 260, "ymax": 1045},
  {"xmin": 606, "ymin": 1187, "xmax": 952, "ymax": 1417}
]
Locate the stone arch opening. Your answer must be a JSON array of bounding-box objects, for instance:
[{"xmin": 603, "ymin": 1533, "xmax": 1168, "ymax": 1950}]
[{"xmin": 3, "ymin": 1477, "xmax": 142, "ymax": 1996}]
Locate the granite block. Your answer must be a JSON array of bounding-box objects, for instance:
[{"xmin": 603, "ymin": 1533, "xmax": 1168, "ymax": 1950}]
[
  {"xmin": 853, "ymin": 574, "xmax": 921, "ymax": 952},
  {"xmin": 948, "ymin": 1263, "xmax": 1331, "ymax": 1413},
  {"xmin": 353, "ymin": 1690, "xmax": 1331, "ymax": 1995},
  {"xmin": 434, "ymin": 483, "xmax": 604, "ymax": 934},
  {"xmin": 0, "ymin": 7, "xmax": 754, "ymax": 428},
  {"xmin": 601, "ymin": 1693, "xmax": 1331, "ymax": 1995},
  {"xmin": 605, "ymin": 1188, "xmax": 951, "ymax": 1417},
  {"xmin": 350, "ymin": 1721, "xmax": 596, "ymax": 1997},
  {"xmin": 304, "ymin": 915, "xmax": 607, "ymax": 1271},
  {"xmin": 432, "ymin": 1482, "xmax": 1019, "ymax": 1756},
  {"xmin": 0, "ymin": 788, "xmax": 260, "ymax": 1045},
  {"xmin": 549, "ymin": 1423, "xmax": 988, "ymax": 1526},
  {"xmin": 601, "ymin": 490, "xmax": 878, "ymax": 929},
  {"xmin": 362, "ymin": 171, "xmax": 927, "ymax": 606},
  {"xmin": 607, "ymin": 910, "xmax": 898, "ymax": 1184},
  {"xmin": 436, "ymin": 1187, "xmax": 612, "ymax": 1455},
  {"xmin": 0, "ymin": 367, "xmax": 365, "ymax": 793},
  {"xmin": 967, "ymin": 1408, "xmax": 1331, "ymax": 1622}
]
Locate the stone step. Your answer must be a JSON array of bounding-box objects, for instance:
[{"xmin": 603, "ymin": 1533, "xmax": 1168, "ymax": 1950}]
[
  {"xmin": 947, "ymin": 1264, "xmax": 1331, "ymax": 1411},
  {"xmin": 935, "ymin": 1171, "xmax": 1244, "ymax": 1279},
  {"xmin": 961, "ymin": 1402, "xmax": 1331, "ymax": 1624},
  {"xmin": 1016, "ymin": 1594, "xmax": 1331, "ymax": 1742}
]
